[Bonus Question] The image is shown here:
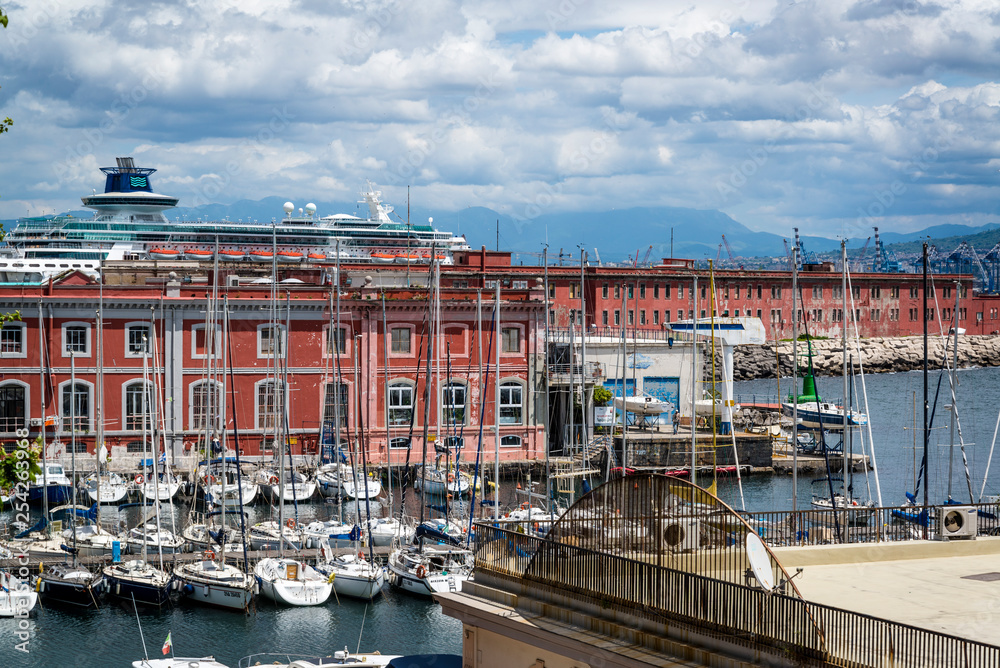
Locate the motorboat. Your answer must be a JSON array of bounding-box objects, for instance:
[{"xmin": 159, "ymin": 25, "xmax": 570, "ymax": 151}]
[
  {"xmin": 413, "ymin": 465, "xmax": 471, "ymax": 497},
  {"xmin": 0, "ymin": 570, "xmax": 38, "ymax": 617},
  {"xmin": 126, "ymin": 521, "xmax": 186, "ymax": 555},
  {"xmin": 37, "ymin": 562, "xmax": 105, "ymax": 608},
  {"xmin": 314, "ymin": 549, "xmax": 386, "ymax": 601},
  {"xmin": 173, "ymin": 554, "xmax": 256, "ymax": 611},
  {"xmin": 316, "ymin": 462, "xmax": 383, "ymax": 500},
  {"xmin": 28, "ymin": 462, "xmax": 73, "ymax": 505},
  {"xmin": 134, "ymin": 659, "xmax": 229, "ymax": 668},
  {"xmin": 781, "ymin": 399, "xmax": 868, "ymax": 431},
  {"xmin": 257, "ymin": 469, "xmax": 317, "ymax": 503},
  {"xmin": 366, "ymin": 516, "xmax": 415, "ymax": 547},
  {"xmin": 387, "ymin": 544, "xmax": 472, "ymax": 598},
  {"xmin": 300, "ymin": 519, "xmax": 361, "ymax": 549},
  {"xmin": 615, "ymin": 394, "xmax": 671, "ymax": 416},
  {"xmin": 254, "ymin": 557, "xmax": 332, "ymax": 606},
  {"xmin": 248, "ymin": 520, "xmax": 305, "ymax": 551},
  {"xmin": 103, "ymin": 559, "xmax": 172, "ymax": 607},
  {"xmin": 82, "ymin": 471, "xmax": 132, "ymax": 504},
  {"xmin": 234, "ymin": 649, "xmax": 400, "ymax": 668}
]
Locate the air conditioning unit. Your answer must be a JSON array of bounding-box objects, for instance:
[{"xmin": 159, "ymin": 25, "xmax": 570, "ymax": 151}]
[
  {"xmin": 29, "ymin": 417, "xmax": 42, "ymax": 427},
  {"xmin": 937, "ymin": 506, "xmax": 977, "ymax": 540},
  {"xmin": 663, "ymin": 519, "xmax": 700, "ymax": 551},
  {"xmin": 226, "ymin": 275, "xmax": 241, "ymax": 287}
]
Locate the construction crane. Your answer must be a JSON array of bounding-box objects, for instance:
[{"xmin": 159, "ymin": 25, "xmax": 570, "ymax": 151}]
[
  {"xmin": 641, "ymin": 245, "xmax": 653, "ymax": 267},
  {"xmin": 783, "ymin": 238, "xmax": 794, "ymax": 271},
  {"xmin": 855, "ymin": 236, "xmax": 871, "ymax": 272}
]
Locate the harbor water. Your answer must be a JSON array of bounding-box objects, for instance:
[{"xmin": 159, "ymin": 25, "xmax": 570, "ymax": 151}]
[{"xmin": 5, "ymin": 365, "xmax": 1000, "ymax": 666}]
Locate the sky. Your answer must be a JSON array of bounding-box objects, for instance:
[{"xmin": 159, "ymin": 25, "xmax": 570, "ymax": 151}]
[{"xmin": 0, "ymin": 0, "xmax": 999, "ymax": 242}]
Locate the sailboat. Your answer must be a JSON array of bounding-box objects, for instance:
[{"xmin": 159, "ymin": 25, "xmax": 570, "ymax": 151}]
[
  {"xmin": 37, "ymin": 352, "xmax": 106, "ymax": 609},
  {"xmin": 387, "ymin": 254, "xmax": 473, "ymax": 597},
  {"xmin": 82, "ymin": 470, "xmax": 131, "ymax": 504},
  {"xmin": 316, "ymin": 461, "xmax": 383, "ymax": 500},
  {"xmin": 314, "ymin": 544, "xmax": 386, "ymax": 600},
  {"xmin": 0, "ymin": 570, "xmax": 38, "ymax": 617}
]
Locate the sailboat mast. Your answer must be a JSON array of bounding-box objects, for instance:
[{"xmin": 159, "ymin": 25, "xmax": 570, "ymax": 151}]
[
  {"xmin": 494, "ymin": 280, "xmax": 500, "ymax": 520},
  {"xmin": 791, "ymin": 247, "xmax": 798, "ymax": 512},
  {"xmin": 542, "ymin": 248, "xmax": 550, "ymax": 508},
  {"xmin": 690, "ymin": 276, "xmax": 697, "ymax": 487},
  {"xmin": 95, "ymin": 296, "xmax": 103, "ymax": 530},
  {"xmin": 37, "ymin": 301, "xmax": 49, "ymax": 535},
  {"xmin": 382, "ymin": 292, "xmax": 392, "ymax": 518},
  {"xmin": 922, "ymin": 242, "xmax": 930, "ymax": 536},
  {"xmin": 579, "ymin": 248, "xmax": 588, "ymax": 448}
]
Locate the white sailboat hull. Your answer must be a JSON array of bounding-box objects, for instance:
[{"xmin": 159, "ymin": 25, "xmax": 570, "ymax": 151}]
[{"xmin": 174, "ymin": 561, "xmax": 255, "ymax": 611}]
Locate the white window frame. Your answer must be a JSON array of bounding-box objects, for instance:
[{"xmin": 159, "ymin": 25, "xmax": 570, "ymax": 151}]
[
  {"xmin": 122, "ymin": 379, "xmax": 155, "ymax": 431},
  {"xmin": 500, "ymin": 435, "xmax": 522, "ymax": 448},
  {"xmin": 61, "ymin": 321, "xmax": 92, "ymax": 358},
  {"xmin": 257, "ymin": 323, "xmax": 287, "ymax": 359},
  {"xmin": 322, "ymin": 381, "xmax": 350, "ymax": 430},
  {"xmin": 0, "ymin": 380, "xmax": 29, "ymax": 432},
  {"xmin": 0, "ymin": 322, "xmax": 27, "ymax": 359},
  {"xmin": 255, "ymin": 378, "xmax": 285, "ymax": 430},
  {"xmin": 125, "ymin": 321, "xmax": 153, "ymax": 358},
  {"xmin": 58, "ymin": 378, "xmax": 93, "ymax": 433},
  {"xmin": 389, "ymin": 437, "xmax": 411, "ymax": 449},
  {"xmin": 499, "ymin": 379, "xmax": 524, "ymax": 425},
  {"xmin": 388, "ymin": 380, "xmax": 415, "ymax": 427},
  {"xmin": 441, "ymin": 381, "xmax": 467, "ymax": 426},
  {"xmin": 189, "ymin": 379, "xmax": 223, "ymax": 431},
  {"xmin": 191, "ymin": 323, "xmax": 222, "ymax": 360}
]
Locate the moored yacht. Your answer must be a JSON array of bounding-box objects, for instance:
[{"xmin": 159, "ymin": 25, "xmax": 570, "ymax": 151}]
[
  {"xmin": 254, "ymin": 557, "xmax": 332, "ymax": 606},
  {"xmin": 173, "ymin": 553, "xmax": 256, "ymax": 611}
]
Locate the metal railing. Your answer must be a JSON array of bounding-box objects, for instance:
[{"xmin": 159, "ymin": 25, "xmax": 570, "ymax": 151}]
[
  {"xmin": 546, "ymin": 362, "xmax": 603, "ymax": 381},
  {"xmin": 474, "ymin": 523, "xmax": 1000, "ymax": 667}
]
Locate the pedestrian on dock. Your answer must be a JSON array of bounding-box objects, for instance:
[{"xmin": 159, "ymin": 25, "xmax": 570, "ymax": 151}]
[{"xmin": 672, "ymin": 410, "xmax": 679, "ymax": 434}]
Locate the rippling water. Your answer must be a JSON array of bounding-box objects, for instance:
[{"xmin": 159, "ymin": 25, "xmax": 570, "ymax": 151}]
[{"xmin": 6, "ymin": 365, "xmax": 1000, "ymax": 666}]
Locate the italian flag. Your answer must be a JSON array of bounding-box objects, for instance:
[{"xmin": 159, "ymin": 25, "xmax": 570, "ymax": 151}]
[{"xmin": 162, "ymin": 632, "xmax": 172, "ymax": 655}]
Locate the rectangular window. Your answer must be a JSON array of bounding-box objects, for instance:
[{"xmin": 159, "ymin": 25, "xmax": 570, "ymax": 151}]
[
  {"xmin": 614, "ymin": 310, "xmax": 620, "ymax": 325},
  {"xmin": 257, "ymin": 381, "xmax": 284, "ymax": 431},
  {"xmin": 812, "ymin": 285, "xmax": 823, "ymax": 299},
  {"xmin": 125, "ymin": 383, "xmax": 153, "ymax": 431},
  {"xmin": 602, "ymin": 283, "xmax": 608, "ymax": 299},
  {"xmin": 548, "ymin": 283, "xmax": 555, "ymax": 298},
  {"xmin": 664, "ymin": 310, "xmax": 671, "ymax": 322},
  {"xmin": 639, "ymin": 310, "xmax": 646, "ymax": 325},
  {"xmin": 614, "ymin": 284, "xmax": 620, "ymax": 299},
  {"xmin": 872, "ymin": 286, "xmax": 882, "ymax": 299},
  {"xmin": 191, "ymin": 382, "xmax": 221, "ymax": 431},
  {"xmin": 943, "ymin": 286, "xmax": 952, "ymax": 299},
  {"xmin": 734, "ymin": 286, "xmax": 740, "ymax": 300},
  {"xmin": 0, "ymin": 325, "xmax": 23, "ymax": 356},
  {"xmin": 756, "ymin": 285, "xmax": 762, "ymax": 299},
  {"xmin": 628, "ymin": 285, "xmax": 634, "ymax": 299},
  {"xmin": 628, "ymin": 310, "xmax": 634, "ymax": 325},
  {"xmin": 678, "ymin": 285, "xmax": 684, "ymax": 300},
  {"xmin": 193, "ymin": 325, "xmax": 221, "ymax": 359},
  {"xmin": 502, "ymin": 327, "xmax": 521, "ymax": 353},
  {"xmin": 61, "ymin": 382, "xmax": 89, "ymax": 432},
  {"xmin": 910, "ymin": 287, "xmax": 919, "ymax": 299},
  {"xmin": 323, "ymin": 383, "xmax": 350, "ymax": 430},
  {"xmin": 653, "ymin": 310, "xmax": 659, "ymax": 325},
  {"xmin": 65, "ymin": 325, "xmax": 88, "ymax": 355},
  {"xmin": 890, "ymin": 286, "xmax": 899, "ymax": 299},
  {"xmin": 734, "ymin": 309, "xmax": 740, "ymax": 317},
  {"xmin": 653, "ymin": 284, "xmax": 659, "ymax": 299},
  {"xmin": 664, "ymin": 284, "xmax": 671, "ymax": 299},
  {"xmin": 602, "ymin": 310, "xmax": 608, "ymax": 325},
  {"xmin": 127, "ymin": 325, "xmax": 151, "ymax": 356},
  {"xmin": 771, "ymin": 286, "xmax": 781, "ymax": 299},
  {"xmin": 327, "ymin": 327, "xmax": 347, "ymax": 355},
  {"xmin": 391, "ymin": 327, "xmax": 411, "ymax": 354},
  {"xmin": 639, "ymin": 283, "xmax": 646, "ymax": 299},
  {"xmin": 569, "ymin": 284, "xmax": 579, "ymax": 299},
  {"xmin": 258, "ymin": 325, "xmax": 285, "ymax": 357}
]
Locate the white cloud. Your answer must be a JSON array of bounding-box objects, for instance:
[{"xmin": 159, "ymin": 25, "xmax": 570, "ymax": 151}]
[{"xmin": 0, "ymin": 0, "xmax": 996, "ymax": 243}]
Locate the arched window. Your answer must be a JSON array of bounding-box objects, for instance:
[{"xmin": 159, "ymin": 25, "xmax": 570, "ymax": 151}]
[
  {"xmin": 190, "ymin": 380, "xmax": 223, "ymax": 431},
  {"xmin": 0, "ymin": 382, "xmax": 27, "ymax": 432},
  {"xmin": 256, "ymin": 380, "xmax": 285, "ymax": 430},
  {"xmin": 499, "ymin": 381, "xmax": 523, "ymax": 425},
  {"xmin": 124, "ymin": 380, "xmax": 154, "ymax": 431},
  {"xmin": 60, "ymin": 381, "xmax": 91, "ymax": 432},
  {"xmin": 500, "ymin": 435, "xmax": 522, "ymax": 448},
  {"xmin": 442, "ymin": 382, "xmax": 466, "ymax": 425},
  {"xmin": 388, "ymin": 382, "xmax": 413, "ymax": 426}
]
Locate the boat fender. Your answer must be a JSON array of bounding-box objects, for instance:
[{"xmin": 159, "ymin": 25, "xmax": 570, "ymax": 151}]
[
  {"xmin": 182, "ymin": 583, "xmax": 194, "ymax": 595},
  {"xmin": 36, "ymin": 579, "xmax": 43, "ymax": 593},
  {"xmin": 327, "ymin": 572, "xmax": 336, "ymax": 584},
  {"xmin": 115, "ymin": 582, "xmax": 121, "ymax": 596}
]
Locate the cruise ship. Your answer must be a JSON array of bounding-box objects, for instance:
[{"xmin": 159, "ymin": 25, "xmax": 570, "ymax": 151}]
[{"xmin": 0, "ymin": 157, "xmax": 469, "ymax": 281}]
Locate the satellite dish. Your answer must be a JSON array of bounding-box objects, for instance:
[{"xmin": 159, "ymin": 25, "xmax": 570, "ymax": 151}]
[
  {"xmin": 745, "ymin": 532, "xmax": 775, "ymax": 591},
  {"xmin": 283, "ymin": 201, "xmax": 294, "ymax": 215},
  {"xmin": 305, "ymin": 203, "xmax": 317, "ymax": 217}
]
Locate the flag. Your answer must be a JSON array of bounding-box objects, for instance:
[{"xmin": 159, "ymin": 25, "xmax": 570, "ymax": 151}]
[
  {"xmin": 161, "ymin": 632, "xmax": 172, "ymax": 656},
  {"xmin": 159, "ymin": 450, "xmax": 167, "ymax": 464}
]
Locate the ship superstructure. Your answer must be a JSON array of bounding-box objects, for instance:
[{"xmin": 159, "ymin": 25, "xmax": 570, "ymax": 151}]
[{"xmin": 2, "ymin": 157, "xmax": 468, "ymax": 279}]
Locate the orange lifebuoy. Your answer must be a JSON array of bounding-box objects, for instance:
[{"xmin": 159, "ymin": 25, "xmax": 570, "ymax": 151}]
[
  {"xmin": 134, "ymin": 474, "xmax": 144, "ymax": 486},
  {"xmin": 269, "ymin": 475, "xmax": 279, "ymax": 485},
  {"xmin": 415, "ymin": 565, "xmax": 427, "ymax": 579},
  {"xmin": 208, "ymin": 475, "xmax": 216, "ymax": 485},
  {"xmin": 285, "ymin": 518, "xmax": 296, "ymax": 529},
  {"xmin": 447, "ymin": 474, "xmax": 455, "ymax": 482},
  {"xmin": 204, "ymin": 550, "xmax": 215, "ymax": 560},
  {"xmin": 358, "ymin": 551, "xmax": 365, "ymax": 561}
]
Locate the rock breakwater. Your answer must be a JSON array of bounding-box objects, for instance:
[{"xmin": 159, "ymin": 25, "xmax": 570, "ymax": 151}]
[{"xmin": 731, "ymin": 335, "xmax": 1000, "ymax": 380}]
